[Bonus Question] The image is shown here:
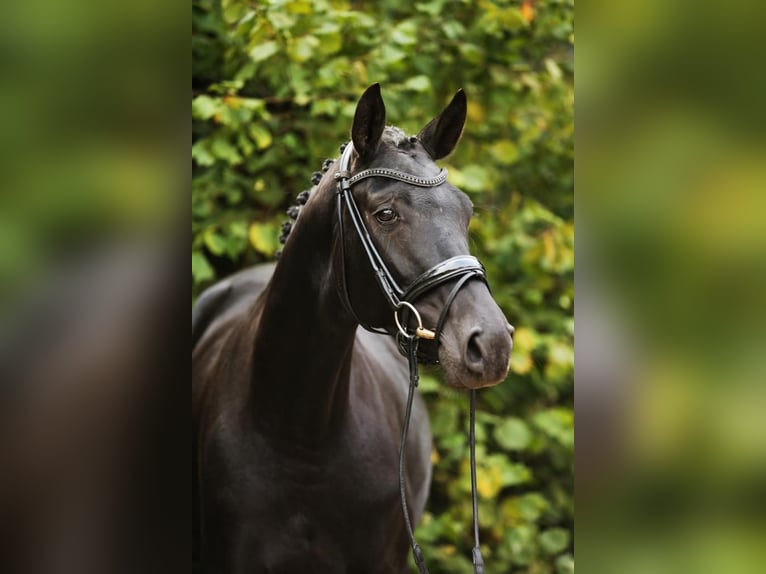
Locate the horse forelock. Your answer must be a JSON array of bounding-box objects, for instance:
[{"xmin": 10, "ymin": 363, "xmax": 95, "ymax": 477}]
[{"xmin": 381, "ymin": 125, "xmax": 413, "ymax": 149}]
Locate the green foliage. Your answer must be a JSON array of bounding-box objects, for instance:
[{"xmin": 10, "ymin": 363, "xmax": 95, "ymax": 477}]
[{"xmin": 192, "ymin": 0, "xmax": 573, "ymax": 571}]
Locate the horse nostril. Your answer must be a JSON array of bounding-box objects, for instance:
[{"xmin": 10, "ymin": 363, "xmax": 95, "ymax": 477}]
[{"xmin": 464, "ymin": 328, "xmax": 484, "ymax": 372}]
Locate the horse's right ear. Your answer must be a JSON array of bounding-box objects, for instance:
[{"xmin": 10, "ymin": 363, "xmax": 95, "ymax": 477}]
[
  {"xmin": 417, "ymin": 89, "xmax": 467, "ymax": 160},
  {"xmin": 352, "ymin": 83, "xmax": 386, "ymax": 163}
]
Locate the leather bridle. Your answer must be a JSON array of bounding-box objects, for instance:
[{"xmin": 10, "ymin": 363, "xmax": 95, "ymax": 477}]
[{"xmin": 334, "ymin": 141, "xmax": 488, "ymax": 574}]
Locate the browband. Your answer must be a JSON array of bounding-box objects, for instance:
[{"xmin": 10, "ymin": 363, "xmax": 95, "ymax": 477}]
[{"xmin": 347, "ymin": 166, "xmax": 448, "ymax": 188}]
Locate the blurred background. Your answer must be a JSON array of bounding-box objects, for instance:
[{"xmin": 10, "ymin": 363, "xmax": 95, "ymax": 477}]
[
  {"xmin": 577, "ymin": 0, "xmax": 766, "ymax": 573},
  {"xmin": 0, "ymin": 2, "xmax": 184, "ymax": 573},
  {"xmin": 0, "ymin": 0, "xmax": 182, "ymax": 300},
  {"xmin": 193, "ymin": 1, "xmax": 573, "ymax": 573}
]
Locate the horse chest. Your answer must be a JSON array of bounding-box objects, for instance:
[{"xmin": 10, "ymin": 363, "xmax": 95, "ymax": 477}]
[{"xmin": 204, "ymin": 423, "xmax": 408, "ymax": 573}]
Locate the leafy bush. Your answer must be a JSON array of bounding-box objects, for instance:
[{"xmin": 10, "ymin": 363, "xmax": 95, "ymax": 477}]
[{"xmin": 192, "ymin": 1, "xmax": 573, "ymax": 571}]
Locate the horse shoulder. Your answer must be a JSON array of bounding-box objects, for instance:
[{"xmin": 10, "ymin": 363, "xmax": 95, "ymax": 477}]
[{"xmin": 193, "ymin": 263, "xmax": 278, "ymax": 411}]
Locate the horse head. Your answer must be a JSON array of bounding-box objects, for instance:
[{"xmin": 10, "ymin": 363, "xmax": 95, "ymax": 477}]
[{"xmin": 337, "ymin": 83, "xmax": 514, "ymax": 390}]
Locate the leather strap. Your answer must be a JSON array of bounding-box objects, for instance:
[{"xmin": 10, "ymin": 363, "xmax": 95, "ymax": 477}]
[
  {"xmin": 399, "ymin": 337, "xmax": 430, "ymax": 574},
  {"xmin": 470, "ymin": 390, "xmax": 485, "ymax": 574},
  {"xmin": 400, "ymin": 334, "xmax": 485, "ymax": 574},
  {"xmin": 348, "ymin": 166, "xmax": 447, "ymax": 188},
  {"xmin": 402, "ymin": 255, "xmax": 486, "ymax": 303}
]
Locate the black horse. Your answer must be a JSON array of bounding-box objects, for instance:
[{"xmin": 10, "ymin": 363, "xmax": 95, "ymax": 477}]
[{"xmin": 192, "ymin": 84, "xmax": 514, "ymax": 573}]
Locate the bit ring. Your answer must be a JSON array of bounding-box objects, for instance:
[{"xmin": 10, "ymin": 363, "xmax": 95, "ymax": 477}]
[{"xmin": 394, "ymin": 301, "xmax": 436, "ymax": 340}]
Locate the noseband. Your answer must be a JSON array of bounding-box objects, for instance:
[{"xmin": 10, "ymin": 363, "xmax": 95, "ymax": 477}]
[{"xmin": 334, "ymin": 141, "xmax": 488, "ymax": 574}]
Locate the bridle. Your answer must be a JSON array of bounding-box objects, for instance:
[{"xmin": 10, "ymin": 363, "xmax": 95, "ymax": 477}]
[
  {"xmin": 333, "ymin": 142, "xmax": 487, "ymax": 361},
  {"xmin": 334, "ymin": 141, "xmax": 488, "ymax": 574}
]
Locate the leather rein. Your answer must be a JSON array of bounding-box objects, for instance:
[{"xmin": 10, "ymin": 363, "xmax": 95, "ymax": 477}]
[{"xmin": 334, "ymin": 141, "xmax": 487, "ymax": 574}]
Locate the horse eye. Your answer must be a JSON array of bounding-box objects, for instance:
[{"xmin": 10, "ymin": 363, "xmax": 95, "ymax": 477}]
[{"xmin": 375, "ymin": 208, "xmax": 397, "ymax": 223}]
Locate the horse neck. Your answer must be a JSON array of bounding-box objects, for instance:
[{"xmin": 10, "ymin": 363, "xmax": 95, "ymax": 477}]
[{"xmin": 248, "ymin": 182, "xmax": 357, "ymax": 443}]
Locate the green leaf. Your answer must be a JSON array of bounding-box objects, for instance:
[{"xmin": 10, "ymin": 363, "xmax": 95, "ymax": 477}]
[
  {"xmin": 442, "ymin": 21, "xmax": 465, "ymax": 40},
  {"xmin": 249, "ymin": 124, "xmax": 273, "ymax": 150},
  {"xmin": 192, "ymin": 251, "xmax": 214, "ymax": 283},
  {"xmin": 221, "ymin": 0, "xmax": 246, "ymax": 24},
  {"xmin": 288, "ymin": 35, "xmax": 320, "ymax": 63},
  {"xmin": 504, "ymin": 524, "xmax": 537, "ymax": 566},
  {"xmin": 556, "ymin": 553, "xmax": 575, "ymax": 574},
  {"xmin": 249, "ymin": 41, "xmax": 279, "ymax": 63},
  {"xmin": 390, "ymin": 21, "xmax": 417, "ymax": 46},
  {"xmin": 418, "ymin": 375, "xmax": 440, "ymax": 394},
  {"xmin": 210, "ymin": 137, "xmax": 242, "ymax": 165},
  {"xmin": 458, "ymin": 43, "xmax": 482, "ymax": 65},
  {"xmin": 317, "ymin": 31, "xmax": 342, "ymax": 56},
  {"xmin": 225, "ymin": 221, "xmax": 249, "ymax": 258},
  {"xmin": 229, "ymin": 220, "xmax": 248, "ymax": 239},
  {"xmin": 191, "ymin": 140, "xmax": 215, "ymax": 167},
  {"xmin": 252, "ymin": 178, "xmax": 284, "ymax": 207},
  {"xmin": 284, "ymin": 0, "xmax": 312, "ymax": 14},
  {"xmin": 192, "ymin": 95, "xmax": 219, "ymax": 120},
  {"xmin": 499, "ymin": 461, "xmax": 532, "ymax": 487},
  {"xmin": 311, "ymin": 99, "xmax": 340, "ymax": 117},
  {"xmin": 431, "ymin": 402, "xmax": 459, "ymax": 437},
  {"xmin": 459, "ymin": 164, "xmax": 494, "ymax": 193},
  {"xmin": 494, "ymin": 417, "xmax": 532, "ymax": 451},
  {"xmin": 533, "ymin": 408, "xmax": 574, "ymax": 449},
  {"xmin": 377, "ymin": 44, "xmax": 407, "ymax": 67},
  {"xmin": 490, "ymin": 140, "xmax": 519, "ymax": 165},
  {"xmin": 539, "ymin": 528, "xmax": 570, "ymax": 555},
  {"xmin": 545, "ymin": 58, "xmax": 563, "ymax": 81},
  {"xmin": 513, "ymin": 492, "xmax": 550, "ymax": 522},
  {"xmin": 203, "ymin": 229, "xmax": 227, "ymax": 256},
  {"xmin": 415, "ymin": 0, "xmax": 446, "ymax": 17},
  {"xmin": 404, "ymin": 75, "xmax": 431, "ymax": 93},
  {"xmin": 473, "ymin": 454, "xmax": 531, "ymax": 498},
  {"xmin": 498, "ymin": 8, "xmax": 527, "ymax": 32},
  {"xmin": 545, "ymin": 340, "xmax": 574, "ymax": 382}
]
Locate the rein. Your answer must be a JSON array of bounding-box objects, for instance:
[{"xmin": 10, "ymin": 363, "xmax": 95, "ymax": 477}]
[{"xmin": 334, "ymin": 142, "xmax": 487, "ymax": 574}]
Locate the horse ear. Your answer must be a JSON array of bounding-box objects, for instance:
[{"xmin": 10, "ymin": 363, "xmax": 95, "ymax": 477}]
[
  {"xmin": 417, "ymin": 89, "xmax": 467, "ymax": 160},
  {"xmin": 352, "ymin": 83, "xmax": 386, "ymax": 162}
]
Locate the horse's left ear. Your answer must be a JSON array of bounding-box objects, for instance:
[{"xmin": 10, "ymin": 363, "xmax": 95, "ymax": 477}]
[{"xmin": 418, "ymin": 89, "xmax": 467, "ymax": 160}]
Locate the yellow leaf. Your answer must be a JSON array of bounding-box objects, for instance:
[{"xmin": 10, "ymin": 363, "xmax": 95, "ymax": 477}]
[
  {"xmin": 491, "ymin": 140, "xmax": 519, "ymax": 165},
  {"xmin": 248, "ymin": 222, "xmax": 278, "ymax": 256},
  {"xmin": 513, "ymin": 326, "xmax": 536, "ymax": 352},
  {"xmin": 467, "ymin": 100, "xmax": 485, "ymax": 123},
  {"xmin": 249, "ymin": 125, "xmax": 272, "ymax": 150},
  {"xmin": 510, "ymin": 352, "xmax": 533, "ymax": 375},
  {"xmin": 542, "ymin": 230, "xmax": 556, "ymax": 263},
  {"xmin": 477, "ymin": 466, "xmax": 503, "ymax": 499}
]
